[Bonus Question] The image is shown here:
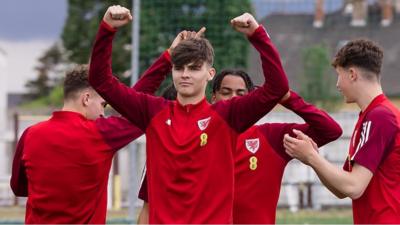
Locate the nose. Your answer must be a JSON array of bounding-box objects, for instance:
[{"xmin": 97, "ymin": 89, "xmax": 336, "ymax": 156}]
[{"xmin": 182, "ymin": 68, "xmax": 190, "ymax": 78}]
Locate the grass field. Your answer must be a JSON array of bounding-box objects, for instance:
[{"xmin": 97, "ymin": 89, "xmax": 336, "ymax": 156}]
[{"xmin": 0, "ymin": 206, "xmax": 352, "ymax": 224}]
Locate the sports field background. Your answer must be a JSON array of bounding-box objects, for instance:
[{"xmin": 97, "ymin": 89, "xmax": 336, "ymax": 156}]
[{"xmin": 0, "ymin": 207, "xmax": 353, "ymax": 224}]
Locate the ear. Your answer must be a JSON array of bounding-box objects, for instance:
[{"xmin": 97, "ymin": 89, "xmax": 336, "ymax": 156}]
[
  {"xmin": 348, "ymin": 67, "xmax": 358, "ymax": 82},
  {"xmin": 208, "ymin": 67, "xmax": 216, "ymax": 81},
  {"xmin": 82, "ymin": 91, "xmax": 90, "ymax": 107},
  {"xmin": 211, "ymin": 94, "xmax": 217, "ymax": 103}
]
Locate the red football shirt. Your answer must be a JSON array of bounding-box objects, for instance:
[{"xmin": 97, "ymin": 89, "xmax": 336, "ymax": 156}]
[
  {"xmin": 233, "ymin": 91, "xmax": 342, "ymax": 224},
  {"xmin": 343, "ymin": 94, "xmax": 400, "ymax": 224},
  {"xmin": 89, "ymin": 21, "xmax": 289, "ymax": 223},
  {"xmin": 10, "ymin": 112, "xmax": 141, "ymax": 224}
]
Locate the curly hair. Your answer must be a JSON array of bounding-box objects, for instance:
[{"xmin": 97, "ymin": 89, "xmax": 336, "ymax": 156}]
[
  {"xmin": 63, "ymin": 64, "xmax": 91, "ymax": 99},
  {"xmin": 332, "ymin": 39, "xmax": 383, "ymax": 78}
]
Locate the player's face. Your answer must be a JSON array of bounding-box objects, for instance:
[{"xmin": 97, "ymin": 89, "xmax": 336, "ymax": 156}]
[
  {"xmin": 212, "ymin": 75, "xmax": 248, "ymax": 103},
  {"xmin": 172, "ymin": 62, "xmax": 215, "ymax": 100},
  {"xmin": 85, "ymin": 90, "xmax": 107, "ymax": 120},
  {"xmin": 335, "ymin": 67, "xmax": 356, "ymax": 103}
]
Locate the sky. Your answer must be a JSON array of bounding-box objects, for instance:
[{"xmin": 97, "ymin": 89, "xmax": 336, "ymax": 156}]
[
  {"xmin": 0, "ymin": 0, "xmax": 67, "ymax": 41},
  {"xmin": 0, "ymin": 0, "xmax": 67, "ymax": 94}
]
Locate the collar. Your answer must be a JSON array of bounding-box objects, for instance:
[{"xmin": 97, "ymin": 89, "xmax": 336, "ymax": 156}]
[
  {"xmin": 176, "ymin": 98, "xmax": 209, "ymax": 113},
  {"xmin": 51, "ymin": 111, "xmax": 87, "ymax": 121}
]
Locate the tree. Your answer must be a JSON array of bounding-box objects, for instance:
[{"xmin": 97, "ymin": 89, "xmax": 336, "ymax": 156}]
[
  {"xmin": 61, "ymin": 0, "xmax": 253, "ymax": 93},
  {"xmin": 62, "ymin": 0, "xmax": 132, "ymax": 84},
  {"xmin": 25, "ymin": 42, "xmax": 66, "ymax": 101},
  {"xmin": 300, "ymin": 44, "xmax": 340, "ymax": 111}
]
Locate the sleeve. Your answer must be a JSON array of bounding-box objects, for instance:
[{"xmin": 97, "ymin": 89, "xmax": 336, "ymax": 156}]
[
  {"xmin": 10, "ymin": 128, "xmax": 30, "ymax": 197},
  {"xmin": 257, "ymin": 91, "xmax": 342, "ymax": 161},
  {"xmin": 132, "ymin": 51, "xmax": 172, "ymax": 94},
  {"xmin": 352, "ymin": 107, "xmax": 399, "ymax": 173},
  {"xmin": 95, "ymin": 116, "xmax": 144, "ymax": 152},
  {"xmin": 213, "ymin": 25, "xmax": 289, "ymax": 133},
  {"xmin": 138, "ymin": 174, "xmax": 148, "ymax": 202},
  {"xmin": 280, "ymin": 90, "xmax": 342, "ymax": 146},
  {"xmin": 89, "ymin": 21, "xmax": 168, "ymax": 132}
]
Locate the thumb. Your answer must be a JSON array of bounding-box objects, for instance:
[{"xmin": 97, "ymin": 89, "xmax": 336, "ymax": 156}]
[{"xmin": 293, "ymin": 129, "xmax": 308, "ymax": 140}]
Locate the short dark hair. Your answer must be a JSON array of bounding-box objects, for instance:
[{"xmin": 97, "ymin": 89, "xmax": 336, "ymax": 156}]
[
  {"xmin": 161, "ymin": 84, "xmax": 177, "ymax": 100},
  {"xmin": 171, "ymin": 38, "xmax": 214, "ymax": 68},
  {"xmin": 64, "ymin": 64, "xmax": 91, "ymax": 100},
  {"xmin": 332, "ymin": 39, "xmax": 383, "ymax": 78},
  {"xmin": 212, "ymin": 69, "xmax": 255, "ymax": 93}
]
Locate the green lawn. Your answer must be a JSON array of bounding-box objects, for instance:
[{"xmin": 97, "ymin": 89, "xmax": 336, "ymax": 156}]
[{"xmin": 0, "ymin": 206, "xmax": 352, "ymax": 224}]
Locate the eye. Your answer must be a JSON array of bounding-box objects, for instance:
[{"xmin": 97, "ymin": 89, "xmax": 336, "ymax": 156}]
[
  {"xmin": 219, "ymin": 90, "xmax": 231, "ymax": 96},
  {"xmin": 189, "ymin": 65, "xmax": 201, "ymax": 71},
  {"xmin": 237, "ymin": 91, "xmax": 246, "ymax": 96},
  {"xmin": 102, "ymin": 103, "xmax": 108, "ymax": 108},
  {"xmin": 173, "ymin": 66, "xmax": 183, "ymax": 71}
]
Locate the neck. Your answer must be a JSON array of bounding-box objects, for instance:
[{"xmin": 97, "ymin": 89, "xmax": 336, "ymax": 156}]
[
  {"xmin": 356, "ymin": 82, "xmax": 383, "ymax": 112},
  {"xmin": 62, "ymin": 101, "xmax": 86, "ymax": 117},
  {"xmin": 177, "ymin": 93, "xmax": 205, "ymax": 106}
]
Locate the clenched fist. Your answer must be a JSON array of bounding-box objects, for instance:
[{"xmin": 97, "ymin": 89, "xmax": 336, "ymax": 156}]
[
  {"xmin": 230, "ymin": 13, "xmax": 259, "ymax": 36},
  {"xmin": 103, "ymin": 5, "xmax": 133, "ymax": 29}
]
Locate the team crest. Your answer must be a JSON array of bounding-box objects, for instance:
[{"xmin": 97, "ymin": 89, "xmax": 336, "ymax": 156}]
[
  {"xmin": 197, "ymin": 117, "xmax": 211, "ymax": 131},
  {"xmin": 245, "ymin": 138, "xmax": 260, "ymax": 154}
]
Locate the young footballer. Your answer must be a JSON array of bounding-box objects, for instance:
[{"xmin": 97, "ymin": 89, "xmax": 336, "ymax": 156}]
[
  {"xmin": 138, "ymin": 69, "xmax": 342, "ymax": 223},
  {"xmin": 89, "ymin": 5, "xmax": 289, "ymax": 223},
  {"xmin": 10, "ymin": 56, "xmax": 171, "ymax": 224},
  {"xmin": 284, "ymin": 39, "xmax": 400, "ymax": 224}
]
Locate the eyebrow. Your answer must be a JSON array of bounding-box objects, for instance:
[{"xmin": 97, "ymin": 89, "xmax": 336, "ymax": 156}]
[{"xmin": 220, "ymin": 87, "xmax": 247, "ymax": 92}]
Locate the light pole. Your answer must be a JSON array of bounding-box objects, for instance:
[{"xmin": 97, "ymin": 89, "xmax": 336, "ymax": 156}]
[{"xmin": 128, "ymin": 0, "xmax": 141, "ymax": 221}]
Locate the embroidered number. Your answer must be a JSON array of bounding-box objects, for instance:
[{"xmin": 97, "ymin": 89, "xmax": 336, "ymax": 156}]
[
  {"xmin": 200, "ymin": 133, "xmax": 208, "ymax": 147},
  {"xmin": 249, "ymin": 156, "xmax": 258, "ymax": 170}
]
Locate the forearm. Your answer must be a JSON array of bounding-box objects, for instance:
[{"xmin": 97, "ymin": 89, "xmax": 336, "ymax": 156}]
[
  {"xmin": 248, "ymin": 26, "xmax": 289, "ymax": 99},
  {"xmin": 89, "ymin": 21, "xmax": 161, "ymax": 131},
  {"xmin": 137, "ymin": 202, "xmax": 149, "ymax": 224},
  {"xmin": 308, "ymin": 153, "xmax": 364, "ymax": 199},
  {"xmin": 133, "ymin": 51, "xmax": 172, "ymax": 94},
  {"xmin": 282, "ymin": 91, "xmax": 342, "ymax": 146}
]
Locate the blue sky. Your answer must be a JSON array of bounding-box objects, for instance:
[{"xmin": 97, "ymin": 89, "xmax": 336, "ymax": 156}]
[{"xmin": 0, "ymin": 0, "xmax": 67, "ymax": 41}]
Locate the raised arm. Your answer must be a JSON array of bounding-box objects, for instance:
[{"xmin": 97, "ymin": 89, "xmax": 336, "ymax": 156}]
[
  {"xmin": 10, "ymin": 129, "xmax": 29, "ymax": 197},
  {"xmin": 280, "ymin": 90, "xmax": 342, "ymax": 146},
  {"xmin": 257, "ymin": 90, "xmax": 342, "ymax": 161},
  {"xmin": 214, "ymin": 13, "xmax": 289, "ymax": 133},
  {"xmin": 89, "ymin": 5, "xmax": 166, "ymax": 131},
  {"xmin": 132, "ymin": 51, "xmax": 171, "ymax": 94}
]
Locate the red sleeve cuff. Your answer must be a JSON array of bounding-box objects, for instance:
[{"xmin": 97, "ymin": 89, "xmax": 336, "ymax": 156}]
[
  {"xmin": 163, "ymin": 50, "xmax": 171, "ymax": 63},
  {"xmin": 248, "ymin": 25, "xmax": 269, "ymax": 40},
  {"xmin": 101, "ymin": 20, "xmax": 117, "ymax": 33}
]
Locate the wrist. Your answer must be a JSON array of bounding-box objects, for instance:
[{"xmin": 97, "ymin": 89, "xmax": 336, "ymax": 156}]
[{"xmin": 306, "ymin": 150, "xmax": 320, "ymax": 167}]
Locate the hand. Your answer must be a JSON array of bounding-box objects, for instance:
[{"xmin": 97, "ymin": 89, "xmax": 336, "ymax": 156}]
[
  {"xmin": 230, "ymin": 13, "xmax": 259, "ymax": 36},
  {"xmin": 279, "ymin": 91, "xmax": 291, "ymax": 103},
  {"xmin": 169, "ymin": 27, "xmax": 206, "ymax": 54},
  {"xmin": 103, "ymin": 5, "xmax": 133, "ymax": 29},
  {"xmin": 283, "ymin": 129, "xmax": 319, "ymax": 165}
]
